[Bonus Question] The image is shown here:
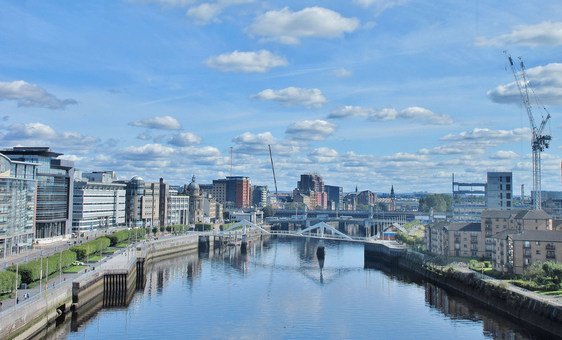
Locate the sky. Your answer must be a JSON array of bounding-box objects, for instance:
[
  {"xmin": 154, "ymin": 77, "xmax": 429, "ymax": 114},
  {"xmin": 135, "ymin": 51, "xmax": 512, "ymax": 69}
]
[{"xmin": 1, "ymin": 0, "xmax": 562, "ymax": 194}]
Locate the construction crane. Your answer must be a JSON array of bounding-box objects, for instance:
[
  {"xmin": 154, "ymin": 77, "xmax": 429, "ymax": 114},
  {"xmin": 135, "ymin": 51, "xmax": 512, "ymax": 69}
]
[
  {"xmin": 505, "ymin": 52, "xmax": 551, "ymax": 210},
  {"xmin": 268, "ymin": 144, "xmax": 278, "ymax": 197}
]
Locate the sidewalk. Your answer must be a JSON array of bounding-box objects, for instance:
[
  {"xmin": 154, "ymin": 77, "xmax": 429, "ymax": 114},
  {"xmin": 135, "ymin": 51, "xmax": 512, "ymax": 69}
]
[{"xmin": 0, "ymin": 244, "xmax": 137, "ymax": 315}]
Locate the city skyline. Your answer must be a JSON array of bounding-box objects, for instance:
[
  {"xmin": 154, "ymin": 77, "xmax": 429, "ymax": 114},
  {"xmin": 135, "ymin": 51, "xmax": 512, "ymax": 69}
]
[{"xmin": 1, "ymin": 1, "xmax": 562, "ymax": 193}]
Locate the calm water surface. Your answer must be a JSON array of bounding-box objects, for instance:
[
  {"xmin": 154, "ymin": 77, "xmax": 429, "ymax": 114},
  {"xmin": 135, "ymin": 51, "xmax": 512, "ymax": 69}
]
[{"xmin": 55, "ymin": 237, "xmax": 538, "ymax": 339}]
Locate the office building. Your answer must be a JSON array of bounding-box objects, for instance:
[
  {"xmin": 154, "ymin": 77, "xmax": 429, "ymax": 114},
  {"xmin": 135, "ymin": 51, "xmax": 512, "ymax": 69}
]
[
  {"xmin": 73, "ymin": 171, "xmax": 126, "ymax": 232},
  {"xmin": 211, "ymin": 176, "xmax": 251, "ymax": 209},
  {"xmin": 125, "ymin": 176, "xmax": 160, "ymax": 227},
  {"xmin": 325, "ymin": 185, "xmax": 343, "ymax": 211},
  {"xmin": 2, "ymin": 147, "xmax": 74, "ymax": 239},
  {"xmin": 0, "ymin": 153, "xmax": 37, "ymax": 257}
]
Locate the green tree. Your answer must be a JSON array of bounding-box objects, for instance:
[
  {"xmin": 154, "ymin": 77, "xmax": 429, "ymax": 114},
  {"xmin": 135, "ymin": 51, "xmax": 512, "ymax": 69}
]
[
  {"xmin": 418, "ymin": 194, "xmax": 452, "ymax": 213},
  {"xmin": 261, "ymin": 205, "xmax": 275, "ymax": 218}
]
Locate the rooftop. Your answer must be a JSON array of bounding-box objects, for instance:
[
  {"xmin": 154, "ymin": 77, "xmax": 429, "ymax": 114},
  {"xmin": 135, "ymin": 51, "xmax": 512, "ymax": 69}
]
[
  {"xmin": 1, "ymin": 147, "xmax": 62, "ymax": 158},
  {"xmin": 511, "ymin": 230, "xmax": 562, "ymax": 242}
]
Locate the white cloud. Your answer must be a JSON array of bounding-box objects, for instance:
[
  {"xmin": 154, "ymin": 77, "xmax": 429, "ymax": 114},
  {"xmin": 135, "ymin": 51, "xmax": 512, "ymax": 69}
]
[
  {"xmin": 0, "ymin": 80, "xmax": 77, "ymax": 110},
  {"xmin": 122, "ymin": 143, "xmax": 176, "ymax": 159},
  {"xmin": 206, "ymin": 50, "xmax": 287, "ymax": 73},
  {"xmin": 333, "ymin": 68, "xmax": 352, "ymax": 78},
  {"xmin": 441, "ymin": 127, "xmax": 530, "ymax": 143},
  {"xmin": 329, "ymin": 106, "xmax": 372, "ymax": 119},
  {"xmin": 186, "ymin": 0, "xmax": 253, "ymax": 24},
  {"xmin": 488, "ymin": 63, "xmax": 562, "ymax": 105},
  {"xmin": 247, "ymin": 7, "xmax": 359, "ymax": 44},
  {"xmin": 383, "ymin": 152, "xmax": 427, "ymax": 162},
  {"xmin": 0, "ymin": 122, "xmax": 99, "ymax": 149},
  {"xmin": 129, "ymin": 115, "xmax": 182, "ymax": 130},
  {"xmin": 419, "ymin": 144, "xmax": 480, "ymax": 156},
  {"xmin": 491, "ymin": 150, "xmax": 519, "ymax": 160},
  {"xmin": 168, "ymin": 132, "xmax": 202, "ymax": 146},
  {"xmin": 372, "ymin": 106, "xmax": 453, "ymax": 125},
  {"xmin": 286, "ymin": 119, "xmax": 336, "ymax": 141},
  {"xmin": 308, "ymin": 147, "xmax": 338, "ymax": 163},
  {"xmin": 254, "ymin": 87, "xmax": 327, "ymax": 108},
  {"xmin": 476, "ymin": 21, "xmax": 562, "ymax": 47},
  {"xmin": 331, "ymin": 106, "xmax": 453, "ymax": 125}
]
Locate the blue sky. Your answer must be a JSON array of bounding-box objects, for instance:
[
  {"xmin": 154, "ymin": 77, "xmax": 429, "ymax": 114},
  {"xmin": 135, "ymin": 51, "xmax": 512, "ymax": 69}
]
[{"xmin": 1, "ymin": 0, "xmax": 562, "ymax": 193}]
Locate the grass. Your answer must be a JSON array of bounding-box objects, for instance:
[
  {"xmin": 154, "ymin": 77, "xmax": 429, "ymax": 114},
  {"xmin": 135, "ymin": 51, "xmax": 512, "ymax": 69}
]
[
  {"xmin": 86, "ymin": 255, "xmax": 102, "ymax": 263},
  {"xmin": 115, "ymin": 242, "xmax": 129, "ymax": 248},
  {"xmin": 63, "ymin": 265, "xmax": 85, "ymax": 274},
  {"xmin": 103, "ymin": 249, "xmax": 117, "ymax": 255},
  {"xmin": 539, "ymin": 290, "xmax": 562, "ymax": 296}
]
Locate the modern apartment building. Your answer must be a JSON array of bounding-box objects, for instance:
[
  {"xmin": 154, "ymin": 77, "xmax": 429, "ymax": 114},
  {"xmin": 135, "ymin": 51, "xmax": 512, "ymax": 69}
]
[
  {"xmin": 72, "ymin": 171, "xmax": 126, "ymax": 232},
  {"xmin": 211, "ymin": 176, "xmax": 251, "ymax": 209},
  {"xmin": 426, "ymin": 222, "xmax": 484, "ymax": 258},
  {"xmin": 481, "ymin": 209, "xmax": 552, "ymax": 258},
  {"xmin": 493, "ymin": 230, "xmax": 562, "ymax": 275},
  {"xmin": 252, "ymin": 185, "xmax": 268, "ymax": 208},
  {"xmin": 2, "ymin": 147, "xmax": 74, "ymax": 239},
  {"xmin": 0, "ymin": 153, "xmax": 37, "ymax": 257},
  {"xmin": 486, "ymin": 172, "xmax": 513, "ymax": 210}
]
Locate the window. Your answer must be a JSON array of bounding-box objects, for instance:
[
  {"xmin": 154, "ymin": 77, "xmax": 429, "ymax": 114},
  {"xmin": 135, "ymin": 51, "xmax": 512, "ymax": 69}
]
[
  {"xmin": 506, "ymin": 193, "xmax": 511, "ymax": 199},
  {"xmin": 524, "ymin": 241, "xmax": 530, "ymax": 248},
  {"xmin": 506, "ymin": 184, "xmax": 511, "ymax": 191},
  {"xmin": 507, "ymin": 201, "xmax": 511, "ymax": 207}
]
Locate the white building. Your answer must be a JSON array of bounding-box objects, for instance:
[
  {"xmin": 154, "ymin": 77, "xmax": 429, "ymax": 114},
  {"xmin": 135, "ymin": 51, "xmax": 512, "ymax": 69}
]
[
  {"xmin": 72, "ymin": 171, "xmax": 126, "ymax": 232},
  {"xmin": 486, "ymin": 172, "xmax": 513, "ymax": 210},
  {"xmin": 166, "ymin": 189, "xmax": 190, "ymax": 226}
]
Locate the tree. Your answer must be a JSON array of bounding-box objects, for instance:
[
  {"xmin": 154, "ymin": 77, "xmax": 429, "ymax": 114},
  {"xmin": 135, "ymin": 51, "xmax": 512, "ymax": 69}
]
[
  {"xmin": 418, "ymin": 194, "xmax": 452, "ymax": 213},
  {"xmin": 262, "ymin": 205, "xmax": 275, "ymax": 218}
]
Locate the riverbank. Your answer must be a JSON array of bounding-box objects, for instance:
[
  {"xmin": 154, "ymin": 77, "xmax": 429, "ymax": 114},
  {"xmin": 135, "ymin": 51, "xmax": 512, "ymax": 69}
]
[
  {"xmin": 0, "ymin": 234, "xmax": 201, "ymax": 340},
  {"xmin": 365, "ymin": 243, "xmax": 562, "ymax": 338}
]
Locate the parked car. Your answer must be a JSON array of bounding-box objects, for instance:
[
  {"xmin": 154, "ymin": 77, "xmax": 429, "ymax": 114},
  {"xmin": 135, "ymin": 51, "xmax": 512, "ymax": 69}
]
[{"xmin": 72, "ymin": 261, "xmax": 84, "ymax": 266}]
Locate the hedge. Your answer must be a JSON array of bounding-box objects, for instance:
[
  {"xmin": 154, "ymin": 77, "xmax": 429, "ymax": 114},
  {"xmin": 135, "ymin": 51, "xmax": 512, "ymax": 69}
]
[
  {"xmin": 7, "ymin": 250, "xmax": 76, "ymax": 285},
  {"xmin": 70, "ymin": 237, "xmax": 111, "ymax": 261},
  {"xmin": 0, "ymin": 270, "xmax": 20, "ymax": 294}
]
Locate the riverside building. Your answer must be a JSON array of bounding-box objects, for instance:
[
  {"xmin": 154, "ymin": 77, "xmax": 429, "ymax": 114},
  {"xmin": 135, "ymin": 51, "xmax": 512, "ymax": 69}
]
[
  {"xmin": 0, "ymin": 153, "xmax": 37, "ymax": 257},
  {"xmin": 2, "ymin": 147, "xmax": 74, "ymax": 240},
  {"xmin": 72, "ymin": 171, "xmax": 126, "ymax": 232}
]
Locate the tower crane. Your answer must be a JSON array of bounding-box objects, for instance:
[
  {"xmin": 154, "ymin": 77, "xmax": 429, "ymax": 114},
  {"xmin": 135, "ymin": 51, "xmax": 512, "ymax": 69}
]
[
  {"xmin": 268, "ymin": 144, "xmax": 278, "ymax": 197},
  {"xmin": 505, "ymin": 52, "xmax": 551, "ymax": 210}
]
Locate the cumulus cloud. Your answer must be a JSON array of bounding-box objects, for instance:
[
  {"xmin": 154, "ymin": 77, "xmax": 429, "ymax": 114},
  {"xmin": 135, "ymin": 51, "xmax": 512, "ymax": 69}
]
[
  {"xmin": 383, "ymin": 152, "xmax": 427, "ymax": 162},
  {"xmin": 286, "ymin": 119, "xmax": 336, "ymax": 141},
  {"xmin": 246, "ymin": 7, "xmax": 359, "ymax": 44},
  {"xmin": 330, "ymin": 105, "xmax": 452, "ymax": 124},
  {"xmin": 0, "ymin": 122, "xmax": 98, "ymax": 148},
  {"xmin": 187, "ymin": 0, "xmax": 253, "ymax": 24},
  {"xmin": 0, "ymin": 80, "xmax": 77, "ymax": 110},
  {"xmin": 129, "ymin": 115, "xmax": 182, "ymax": 130},
  {"xmin": 308, "ymin": 147, "xmax": 338, "ymax": 163},
  {"xmin": 329, "ymin": 106, "xmax": 372, "ymax": 119},
  {"xmin": 476, "ymin": 21, "xmax": 562, "ymax": 47},
  {"xmin": 488, "ymin": 63, "xmax": 562, "ymax": 105},
  {"xmin": 490, "ymin": 150, "xmax": 519, "ymax": 160},
  {"xmin": 206, "ymin": 50, "xmax": 287, "ymax": 73},
  {"xmin": 441, "ymin": 127, "xmax": 530, "ymax": 143},
  {"xmin": 419, "ymin": 144, "xmax": 480, "ymax": 156},
  {"xmin": 254, "ymin": 87, "xmax": 327, "ymax": 108},
  {"xmin": 121, "ymin": 143, "xmax": 175, "ymax": 159},
  {"xmin": 168, "ymin": 132, "xmax": 202, "ymax": 146}
]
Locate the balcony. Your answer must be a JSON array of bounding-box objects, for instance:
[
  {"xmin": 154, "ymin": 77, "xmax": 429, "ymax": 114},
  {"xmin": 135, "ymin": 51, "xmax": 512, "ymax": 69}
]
[{"xmin": 546, "ymin": 244, "xmax": 555, "ymax": 250}]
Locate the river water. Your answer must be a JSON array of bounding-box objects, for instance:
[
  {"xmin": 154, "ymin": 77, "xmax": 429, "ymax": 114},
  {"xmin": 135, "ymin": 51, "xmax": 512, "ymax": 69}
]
[{"xmin": 53, "ymin": 237, "xmax": 540, "ymax": 339}]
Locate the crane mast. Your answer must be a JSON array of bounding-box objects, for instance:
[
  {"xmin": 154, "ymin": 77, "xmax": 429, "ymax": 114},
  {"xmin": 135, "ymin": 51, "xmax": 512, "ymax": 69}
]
[
  {"xmin": 505, "ymin": 52, "xmax": 551, "ymax": 209},
  {"xmin": 268, "ymin": 144, "xmax": 278, "ymax": 197}
]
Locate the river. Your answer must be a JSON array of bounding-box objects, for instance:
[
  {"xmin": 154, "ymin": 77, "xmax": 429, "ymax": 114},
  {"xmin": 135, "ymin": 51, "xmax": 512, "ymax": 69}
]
[{"xmin": 49, "ymin": 237, "xmax": 540, "ymax": 339}]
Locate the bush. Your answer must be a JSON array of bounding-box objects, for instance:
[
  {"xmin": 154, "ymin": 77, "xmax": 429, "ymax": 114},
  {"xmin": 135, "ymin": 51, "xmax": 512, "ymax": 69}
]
[
  {"xmin": 70, "ymin": 237, "xmax": 111, "ymax": 261},
  {"xmin": 0, "ymin": 270, "xmax": 20, "ymax": 294},
  {"xmin": 7, "ymin": 250, "xmax": 76, "ymax": 284}
]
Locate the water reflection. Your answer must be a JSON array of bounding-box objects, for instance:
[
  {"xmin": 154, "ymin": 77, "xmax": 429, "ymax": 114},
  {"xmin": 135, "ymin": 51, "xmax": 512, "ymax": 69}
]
[{"xmin": 45, "ymin": 237, "xmax": 546, "ymax": 339}]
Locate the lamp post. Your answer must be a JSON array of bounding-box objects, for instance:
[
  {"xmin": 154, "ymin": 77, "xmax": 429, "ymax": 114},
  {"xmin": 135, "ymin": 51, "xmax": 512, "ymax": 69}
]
[{"xmin": 39, "ymin": 251, "xmax": 43, "ymax": 294}]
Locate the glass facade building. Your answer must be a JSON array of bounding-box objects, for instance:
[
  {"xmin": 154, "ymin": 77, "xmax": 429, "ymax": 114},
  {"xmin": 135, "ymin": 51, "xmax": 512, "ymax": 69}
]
[
  {"xmin": 2, "ymin": 147, "xmax": 74, "ymax": 239},
  {"xmin": 0, "ymin": 153, "xmax": 37, "ymax": 258}
]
